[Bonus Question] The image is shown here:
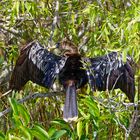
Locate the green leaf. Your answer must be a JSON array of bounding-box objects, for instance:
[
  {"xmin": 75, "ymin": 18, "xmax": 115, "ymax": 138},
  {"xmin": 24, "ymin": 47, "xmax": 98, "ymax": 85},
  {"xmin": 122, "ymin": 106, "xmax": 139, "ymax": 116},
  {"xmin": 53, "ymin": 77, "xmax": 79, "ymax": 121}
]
[
  {"xmin": 122, "ymin": 50, "xmax": 127, "ymax": 63},
  {"xmin": 108, "ymin": 22, "xmax": 115, "ymax": 31},
  {"xmin": 15, "ymin": 1, "xmax": 19, "ymax": 17},
  {"xmin": 19, "ymin": 126, "xmax": 32, "ymax": 140},
  {"xmin": 85, "ymin": 122, "xmax": 89, "ymax": 136},
  {"xmin": 107, "ymin": 48, "xmax": 121, "ymax": 52},
  {"xmin": 51, "ymin": 119, "xmax": 71, "ymax": 131},
  {"xmin": 31, "ymin": 124, "xmax": 49, "ymax": 140},
  {"xmin": 0, "ymin": 132, "xmax": 5, "ymax": 140},
  {"xmin": 47, "ymin": 127, "xmax": 56, "ymax": 138},
  {"xmin": 89, "ymin": 8, "xmax": 95, "ymax": 26},
  {"xmin": 71, "ymin": 13, "xmax": 75, "ymax": 25},
  {"xmin": 17, "ymin": 104, "xmax": 30, "ymax": 125},
  {"xmin": 77, "ymin": 120, "xmax": 83, "ymax": 139},
  {"xmin": 25, "ymin": 2, "xmax": 31, "ymax": 12},
  {"xmin": 8, "ymin": 98, "xmax": 19, "ymax": 116},
  {"xmin": 12, "ymin": 114, "xmax": 22, "ymax": 127},
  {"xmin": 8, "ymin": 134, "xmax": 21, "ymax": 140},
  {"xmin": 51, "ymin": 130, "xmax": 67, "ymax": 140},
  {"xmin": 104, "ymin": 26, "xmax": 110, "ymax": 35},
  {"xmin": 84, "ymin": 97, "xmax": 100, "ymax": 118},
  {"xmin": 78, "ymin": 108, "xmax": 90, "ymax": 119},
  {"xmin": 21, "ymin": 0, "xmax": 25, "ymax": 14},
  {"xmin": 99, "ymin": 114, "xmax": 113, "ymax": 121}
]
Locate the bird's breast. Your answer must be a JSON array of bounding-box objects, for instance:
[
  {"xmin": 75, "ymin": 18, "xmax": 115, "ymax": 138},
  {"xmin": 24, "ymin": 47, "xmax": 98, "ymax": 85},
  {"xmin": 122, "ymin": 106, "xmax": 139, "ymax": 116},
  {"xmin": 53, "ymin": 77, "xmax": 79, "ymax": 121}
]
[{"xmin": 59, "ymin": 55, "xmax": 88, "ymax": 88}]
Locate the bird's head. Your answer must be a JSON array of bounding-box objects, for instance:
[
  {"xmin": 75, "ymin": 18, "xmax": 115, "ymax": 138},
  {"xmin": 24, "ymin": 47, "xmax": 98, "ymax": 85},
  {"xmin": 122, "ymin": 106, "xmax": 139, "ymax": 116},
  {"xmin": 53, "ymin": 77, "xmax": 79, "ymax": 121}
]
[{"xmin": 60, "ymin": 39, "xmax": 78, "ymax": 56}]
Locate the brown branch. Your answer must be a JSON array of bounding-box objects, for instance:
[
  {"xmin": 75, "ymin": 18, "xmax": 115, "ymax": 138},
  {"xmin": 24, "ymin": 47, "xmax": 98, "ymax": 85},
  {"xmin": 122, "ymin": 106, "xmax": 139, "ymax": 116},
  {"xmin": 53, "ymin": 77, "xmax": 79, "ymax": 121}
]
[{"xmin": 0, "ymin": 91, "xmax": 64, "ymax": 118}]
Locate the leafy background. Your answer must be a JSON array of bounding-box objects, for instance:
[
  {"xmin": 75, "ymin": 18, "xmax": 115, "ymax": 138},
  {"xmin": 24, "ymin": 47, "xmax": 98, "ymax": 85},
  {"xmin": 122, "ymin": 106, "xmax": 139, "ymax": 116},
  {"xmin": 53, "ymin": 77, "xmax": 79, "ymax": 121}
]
[{"xmin": 0, "ymin": 0, "xmax": 140, "ymax": 139}]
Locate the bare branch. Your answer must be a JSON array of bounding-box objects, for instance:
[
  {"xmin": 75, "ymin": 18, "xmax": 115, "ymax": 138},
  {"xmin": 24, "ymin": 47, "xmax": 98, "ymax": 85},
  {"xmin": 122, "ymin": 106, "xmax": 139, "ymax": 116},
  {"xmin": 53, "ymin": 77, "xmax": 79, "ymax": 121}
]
[
  {"xmin": 48, "ymin": 1, "xmax": 59, "ymax": 45},
  {"xmin": 128, "ymin": 110, "xmax": 139, "ymax": 135},
  {"xmin": 0, "ymin": 26, "xmax": 21, "ymax": 37},
  {"xmin": 0, "ymin": 90, "xmax": 12, "ymax": 98}
]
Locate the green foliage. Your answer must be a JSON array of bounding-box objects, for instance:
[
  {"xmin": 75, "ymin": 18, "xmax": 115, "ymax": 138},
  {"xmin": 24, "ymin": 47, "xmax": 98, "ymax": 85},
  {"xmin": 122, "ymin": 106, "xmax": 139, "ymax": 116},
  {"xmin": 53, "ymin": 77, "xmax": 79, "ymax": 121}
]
[
  {"xmin": 1, "ymin": 94, "xmax": 134, "ymax": 139},
  {"xmin": 0, "ymin": 0, "xmax": 140, "ymax": 139},
  {"xmin": 1, "ymin": 98, "xmax": 67, "ymax": 140}
]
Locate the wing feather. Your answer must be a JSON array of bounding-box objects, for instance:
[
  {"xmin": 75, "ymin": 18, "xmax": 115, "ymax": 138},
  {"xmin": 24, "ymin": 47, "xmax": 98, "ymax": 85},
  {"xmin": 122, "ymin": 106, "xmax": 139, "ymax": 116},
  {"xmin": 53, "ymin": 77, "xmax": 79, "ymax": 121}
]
[
  {"xmin": 10, "ymin": 41, "xmax": 67, "ymax": 90},
  {"xmin": 84, "ymin": 52, "xmax": 135, "ymax": 102}
]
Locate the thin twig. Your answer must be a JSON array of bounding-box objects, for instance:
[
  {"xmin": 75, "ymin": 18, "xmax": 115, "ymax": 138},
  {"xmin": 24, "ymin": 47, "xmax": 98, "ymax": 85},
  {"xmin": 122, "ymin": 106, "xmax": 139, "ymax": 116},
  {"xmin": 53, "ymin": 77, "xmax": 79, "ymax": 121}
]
[
  {"xmin": 0, "ymin": 26, "xmax": 21, "ymax": 37},
  {"xmin": 127, "ymin": 109, "xmax": 139, "ymax": 136},
  {"xmin": 48, "ymin": 1, "xmax": 59, "ymax": 45},
  {"xmin": 110, "ymin": 73, "xmax": 123, "ymax": 93},
  {"xmin": 0, "ymin": 90, "xmax": 12, "ymax": 98},
  {"xmin": 106, "ymin": 51, "xmax": 112, "ymax": 92},
  {"xmin": 79, "ymin": 37, "xmax": 90, "ymax": 51}
]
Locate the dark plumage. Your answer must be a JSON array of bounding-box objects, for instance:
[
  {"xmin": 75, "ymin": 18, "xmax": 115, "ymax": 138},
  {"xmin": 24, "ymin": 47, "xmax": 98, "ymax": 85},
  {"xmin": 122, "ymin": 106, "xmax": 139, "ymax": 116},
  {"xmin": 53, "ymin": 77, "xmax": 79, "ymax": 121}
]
[
  {"xmin": 84, "ymin": 52, "xmax": 135, "ymax": 102},
  {"xmin": 9, "ymin": 41, "xmax": 67, "ymax": 90},
  {"xmin": 9, "ymin": 40, "xmax": 135, "ymax": 121},
  {"xmin": 59, "ymin": 54, "xmax": 88, "ymax": 120}
]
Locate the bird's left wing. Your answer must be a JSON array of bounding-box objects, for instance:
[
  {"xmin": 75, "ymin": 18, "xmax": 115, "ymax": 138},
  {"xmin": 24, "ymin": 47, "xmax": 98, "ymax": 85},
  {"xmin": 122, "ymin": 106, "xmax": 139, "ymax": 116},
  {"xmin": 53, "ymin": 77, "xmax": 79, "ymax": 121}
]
[
  {"xmin": 84, "ymin": 52, "xmax": 123, "ymax": 89},
  {"xmin": 83, "ymin": 52, "xmax": 135, "ymax": 102}
]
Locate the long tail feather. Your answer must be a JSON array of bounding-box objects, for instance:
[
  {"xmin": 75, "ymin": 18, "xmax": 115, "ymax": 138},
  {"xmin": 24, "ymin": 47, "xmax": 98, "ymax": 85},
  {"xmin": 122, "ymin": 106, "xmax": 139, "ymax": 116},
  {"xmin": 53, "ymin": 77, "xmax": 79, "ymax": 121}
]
[{"xmin": 63, "ymin": 81, "xmax": 78, "ymax": 122}]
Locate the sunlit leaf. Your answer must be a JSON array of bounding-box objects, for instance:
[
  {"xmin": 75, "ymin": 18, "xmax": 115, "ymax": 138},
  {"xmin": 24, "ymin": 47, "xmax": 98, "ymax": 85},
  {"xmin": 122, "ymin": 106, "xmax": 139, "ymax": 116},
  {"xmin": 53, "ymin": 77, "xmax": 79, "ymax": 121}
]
[
  {"xmin": 25, "ymin": 2, "xmax": 31, "ymax": 12},
  {"xmin": 77, "ymin": 120, "xmax": 83, "ymax": 139},
  {"xmin": 84, "ymin": 96, "xmax": 100, "ymax": 118},
  {"xmin": 85, "ymin": 121, "xmax": 89, "ymax": 136},
  {"xmin": 19, "ymin": 126, "xmax": 32, "ymax": 140},
  {"xmin": 31, "ymin": 124, "xmax": 49, "ymax": 140},
  {"xmin": 8, "ymin": 98, "xmax": 19, "ymax": 116},
  {"xmin": 17, "ymin": 104, "xmax": 30, "ymax": 126},
  {"xmin": 122, "ymin": 49, "xmax": 127, "ymax": 63},
  {"xmin": 47, "ymin": 127, "xmax": 56, "ymax": 138}
]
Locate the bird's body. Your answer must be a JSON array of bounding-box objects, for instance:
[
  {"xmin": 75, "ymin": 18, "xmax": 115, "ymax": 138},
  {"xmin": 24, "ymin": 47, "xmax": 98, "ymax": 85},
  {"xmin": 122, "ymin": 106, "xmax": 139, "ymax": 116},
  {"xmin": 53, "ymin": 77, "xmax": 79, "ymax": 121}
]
[
  {"xmin": 59, "ymin": 54, "xmax": 88, "ymax": 89},
  {"xmin": 58, "ymin": 54, "xmax": 88, "ymax": 121},
  {"xmin": 9, "ymin": 40, "xmax": 135, "ymax": 121}
]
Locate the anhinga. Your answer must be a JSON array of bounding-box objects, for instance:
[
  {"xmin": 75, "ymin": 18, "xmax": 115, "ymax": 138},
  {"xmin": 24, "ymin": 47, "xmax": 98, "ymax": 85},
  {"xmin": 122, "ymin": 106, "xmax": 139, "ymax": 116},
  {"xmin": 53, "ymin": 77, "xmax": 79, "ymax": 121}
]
[{"xmin": 9, "ymin": 40, "xmax": 135, "ymax": 121}]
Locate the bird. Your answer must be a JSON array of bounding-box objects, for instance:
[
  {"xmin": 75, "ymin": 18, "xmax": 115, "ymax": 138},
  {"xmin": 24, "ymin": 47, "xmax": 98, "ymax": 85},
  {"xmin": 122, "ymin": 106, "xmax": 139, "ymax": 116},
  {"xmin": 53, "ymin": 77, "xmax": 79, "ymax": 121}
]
[{"xmin": 9, "ymin": 40, "xmax": 135, "ymax": 121}]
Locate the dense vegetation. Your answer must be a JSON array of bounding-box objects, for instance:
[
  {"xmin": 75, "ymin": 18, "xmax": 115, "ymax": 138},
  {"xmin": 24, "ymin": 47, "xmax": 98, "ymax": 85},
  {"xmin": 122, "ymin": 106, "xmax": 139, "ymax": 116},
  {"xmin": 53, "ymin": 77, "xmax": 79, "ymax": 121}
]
[{"xmin": 0, "ymin": 0, "xmax": 140, "ymax": 139}]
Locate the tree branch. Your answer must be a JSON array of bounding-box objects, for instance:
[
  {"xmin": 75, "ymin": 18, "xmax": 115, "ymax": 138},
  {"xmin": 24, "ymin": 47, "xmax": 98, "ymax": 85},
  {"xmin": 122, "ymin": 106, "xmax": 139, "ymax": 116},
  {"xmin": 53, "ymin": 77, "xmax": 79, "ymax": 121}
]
[
  {"xmin": 0, "ymin": 25, "xmax": 21, "ymax": 37},
  {"xmin": 0, "ymin": 91, "xmax": 64, "ymax": 118},
  {"xmin": 48, "ymin": 1, "xmax": 59, "ymax": 45}
]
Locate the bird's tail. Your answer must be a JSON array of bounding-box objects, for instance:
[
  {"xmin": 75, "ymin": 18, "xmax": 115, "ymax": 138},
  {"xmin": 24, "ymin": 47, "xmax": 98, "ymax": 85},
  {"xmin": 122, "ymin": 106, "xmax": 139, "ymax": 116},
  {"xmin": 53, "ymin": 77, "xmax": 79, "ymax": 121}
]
[{"xmin": 63, "ymin": 80, "xmax": 78, "ymax": 122}]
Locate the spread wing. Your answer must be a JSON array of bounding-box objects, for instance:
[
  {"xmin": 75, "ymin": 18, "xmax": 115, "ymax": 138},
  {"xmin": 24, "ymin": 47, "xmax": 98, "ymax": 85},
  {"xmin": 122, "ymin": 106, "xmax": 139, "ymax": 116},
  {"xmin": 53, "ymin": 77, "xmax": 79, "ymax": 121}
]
[
  {"xmin": 84, "ymin": 52, "xmax": 135, "ymax": 102},
  {"xmin": 9, "ymin": 41, "xmax": 67, "ymax": 90}
]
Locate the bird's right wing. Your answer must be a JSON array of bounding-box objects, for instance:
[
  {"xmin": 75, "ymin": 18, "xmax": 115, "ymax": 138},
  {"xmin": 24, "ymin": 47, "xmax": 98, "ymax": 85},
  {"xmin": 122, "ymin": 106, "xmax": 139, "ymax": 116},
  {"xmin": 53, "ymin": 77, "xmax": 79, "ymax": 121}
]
[{"xmin": 10, "ymin": 41, "xmax": 67, "ymax": 90}]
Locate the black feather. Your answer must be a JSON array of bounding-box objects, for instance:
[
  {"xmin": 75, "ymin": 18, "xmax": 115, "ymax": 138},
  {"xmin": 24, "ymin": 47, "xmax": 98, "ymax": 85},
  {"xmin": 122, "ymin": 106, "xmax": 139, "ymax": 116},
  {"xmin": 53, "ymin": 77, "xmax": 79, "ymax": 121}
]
[
  {"xmin": 10, "ymin": 41, "xmax": 67, "ymax": 90},
  {"xmin": 84, "ymin": 52, "xmax": 135, "ymax": 102}
]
